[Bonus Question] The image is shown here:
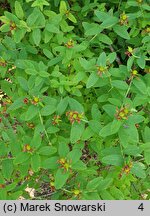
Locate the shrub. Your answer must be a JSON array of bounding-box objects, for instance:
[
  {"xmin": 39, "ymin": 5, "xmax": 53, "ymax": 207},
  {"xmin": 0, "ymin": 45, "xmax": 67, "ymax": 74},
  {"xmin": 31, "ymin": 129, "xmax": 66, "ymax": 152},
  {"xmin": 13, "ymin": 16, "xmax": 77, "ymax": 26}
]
[{"xmin": 0, "ymin": 0, "xmax": 150, "ymax": 200}]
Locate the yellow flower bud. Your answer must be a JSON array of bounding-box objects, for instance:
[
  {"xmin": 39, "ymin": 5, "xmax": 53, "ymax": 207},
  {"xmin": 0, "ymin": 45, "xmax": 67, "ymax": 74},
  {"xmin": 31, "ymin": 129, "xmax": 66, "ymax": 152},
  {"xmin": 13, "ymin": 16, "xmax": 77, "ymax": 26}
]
[
  {"xmin": 33, "ymin": 97, "xmax": 39, "ymax": 103},
  {"xmin": 128, "ymin": 46, "xmax": 133, "ymax": 53},
  {"xmin": 132, "ymin": 70, "xmax": 138, "ymax": 75},
  {"xmin": 73, "ymin": 189, "xmax": 80, "ymax": 195}
]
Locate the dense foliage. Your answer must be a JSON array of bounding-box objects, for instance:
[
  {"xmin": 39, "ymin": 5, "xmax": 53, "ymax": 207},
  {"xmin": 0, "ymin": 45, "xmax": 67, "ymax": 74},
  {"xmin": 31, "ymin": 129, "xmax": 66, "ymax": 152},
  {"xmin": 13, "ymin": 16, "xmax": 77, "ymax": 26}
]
[{"xmin": 0, "ymin": 0, "xmax": 150, "ymax": 200}]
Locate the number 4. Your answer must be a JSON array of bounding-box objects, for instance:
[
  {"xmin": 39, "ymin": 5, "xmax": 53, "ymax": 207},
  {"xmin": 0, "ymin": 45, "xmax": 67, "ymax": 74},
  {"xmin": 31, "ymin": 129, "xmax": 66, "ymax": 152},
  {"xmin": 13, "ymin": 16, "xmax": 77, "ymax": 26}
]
[{"xmin": 138, "ymin": 203, "xmax": 144, "ymax": 211}]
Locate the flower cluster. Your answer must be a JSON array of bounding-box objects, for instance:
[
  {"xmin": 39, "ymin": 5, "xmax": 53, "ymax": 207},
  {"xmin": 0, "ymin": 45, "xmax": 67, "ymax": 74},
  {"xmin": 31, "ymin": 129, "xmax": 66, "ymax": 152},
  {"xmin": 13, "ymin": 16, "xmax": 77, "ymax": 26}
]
[
  {"xmin": 26, "ymin": 123, "xmax": 35, "ymax": 129},
  {"xmin": 49, "ymin": 175, "xmax": 55, "ymax": 192},
  {"xmin": 23, "ymin": 144, "xmax": 33, "ymax": 153},
  {"xmin": 23, "ymin": 98, "xmax": 29, "ymax": 104},
  {"xmin": 66, "ymin": 111, "xmax": 83, "ymax": 124},
  {"xmin": 120, "ymin": 13, "xmax": 128, "ymax": 25},
  {"xmin": 119, "ymin": 162, "xmax": 133, "ymax": 178},
  {"xmin": 97, "ymin": 66, "xmax": 107, "ymax": 77},
  {"xmin": 8, "ymin": 65, "xmax": 16, "ymax": 72},
  {"xmin": 0, "ymin": 184, "xmax": 5, "ymax": 189},
  {"xmin": 115, "ymin": 106, "xmax": 131, "ymax": 120},
  {"xmin": 23, "ymin": 96, "xmax": 40, "ymax": 105},
  {"xmin": 125, "ymin": 46, "xmax": 133, "ymax": 57},
  {"xmin": 52, "ymin": 115, "xmax": 61, "ymax": 125},
  {"xmin": 0, "ymin": 59, "xmax": 7, "ymax": 67},
  {"xmin": 31, "ymin": 96, "xmax": 40, "ymax": 105},
  {"xmin": 65, "ymin": 39, "xmax": 74, "ymax": 48},
  {"xmin": 50, "ymin": 181, "xmax": 55, "ymax": 192},
  {"xmin": 10, "ymin": 21, "xmax": 16, "ymax": 31},
  {"xmin": 58, "ymin": 158, "xmax": 72, "ymax": 172}
]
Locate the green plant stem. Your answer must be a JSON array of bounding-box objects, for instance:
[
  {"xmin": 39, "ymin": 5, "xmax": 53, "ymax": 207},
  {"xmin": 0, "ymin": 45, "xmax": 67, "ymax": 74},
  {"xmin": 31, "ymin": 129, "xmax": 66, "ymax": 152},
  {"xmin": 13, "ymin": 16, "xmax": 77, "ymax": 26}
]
[
  {"xmin": 62, "ymin": 188, "xmax": 72, "ymax": 194},
  {"xmin": 89, "ymin": 34, "xmax": 98, "ymax": 42},
  {"xmin": 38, "ymin": 111, "xmax": 52, "ymax": 146},
  {"xmin": 124, "ymin": 77, "xmax": 133, "ymax": 99}
]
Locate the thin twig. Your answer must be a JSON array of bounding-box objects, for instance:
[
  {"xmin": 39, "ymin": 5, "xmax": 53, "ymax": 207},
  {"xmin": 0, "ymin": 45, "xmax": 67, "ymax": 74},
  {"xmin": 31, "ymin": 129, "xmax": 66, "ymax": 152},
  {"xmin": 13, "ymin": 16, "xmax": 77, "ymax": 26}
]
[{"xmin": 109, "ymin": 45, "xmax": 122, "ymax": 65}]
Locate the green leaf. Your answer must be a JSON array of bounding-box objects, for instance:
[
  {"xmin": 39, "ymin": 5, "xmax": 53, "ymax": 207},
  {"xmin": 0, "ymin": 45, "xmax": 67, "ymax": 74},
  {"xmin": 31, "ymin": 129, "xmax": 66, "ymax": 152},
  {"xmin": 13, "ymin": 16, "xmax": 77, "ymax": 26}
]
[
  {"xmin": 107, "ymin": 52, "xmax": 116, "ymax": 64},
  {"xmin": 32, "ymin": 28, "xmax": 41, "ymax": 46},
  {"xmin": 111, "ymin": 80, "xmax": 128, "ymax": 90},
  {"xmin": 67, "ymin": 13, "xmax": 77, "ymax": 23},
  {"xmin": 81, "ymin": 127, "xmax": 93, "ymax": 141},
  {"xmin": 67, "ymin": 149, "xmax": 82, "ymax": 164},
  {"xmin": 31, "ymin": 0, "xmax": 49, "ymax": 9},
  {"xmin": 102, "ymin": 104, "xmax": 116, "ymax": 118},
  {"xmin": 55, "ymin": 169, "xmax": 70, "ymax": 189},
  {"xmin": 131, "ymin": 163, "xmax": 146, "ymax": 179},
  {"xmin": 110, "ymin": 186, "xmax": 124, "ymax": 199},
  {"xmin": 0, "ymin": 190, "xmax": 7, "ymax": 200},
  {"xmin": 127, "ymin": 125, "xmax": 139, "ymax": 143},
  {"xmin": 2, "ymin": 160, "xmax": 14, "ymax": 179},
  {"xmin": 14, "ymin": 29, "xmax": 26, "ymax": 43},
  {"xmin": 86, "ymin": 72, "xmax": 99, "ymax": 88},
  {"xmin": 100, "ymin": 17, "xmax": 118, "ymax": 28},
  {"xmin": 99, "ymin": 33, "xmax": 113, "ymax": 45},
  {"xmin": 118, "ymin": 126, "xmax": 129, "ymax": 148},
  {"xmin": 98, "ymin": 178, "xmax": 113, "ymax": 191},
  {"xmin": 14, "ymin": 152, "xmax": 30, "ymax": 165},
  {"xmin": 57, "ymin": 97, "xmax": 69, "ymax": 115},
  {"xmin": 99, "ymin": 121, "xmax": 121, "ymax": 137},
  {"xmin": 43, "ymin": 49, "xmax": 53, "ymax": 59},
  {"xmin": 124, "ymin": 146, "xmax": 141, "ymax": 156},
  {"xmin": 42, "ymin": 156, "xmax": 59, "ymax": 169},
  {"xmin": 30, "ymin": 134, "xmax": 42, "ymax": 149},
  {"xmin": 100, "ymin": 190, "xmax": 114, "ymax": 199},
  {"xmin": 89, "ymin": 120, "xmax": 102, "ymax": 134},
  {"xmin": 58, "ymin": 143, "xmax": 69, "ymax": 157},
  {"xmin": 46, "ymin": 24, "xmax": 60, "ymax": 33},
  {"xmin": 17, "ymin": 76, "xmax": 28, "ymax": 91},
  {"xmin": 95, "ymin": 11, "xmax": 118, "ymax": 27},
  {"xmin": 128, "ymin": 114, "xmax": 144, "ymax": 124},
  {"xmin": 137, "ymin": 55, "xmax": 146, "ymax": 69},
  {"xmin": 71, "ymin": 161, "xmax": 87, "ymax": 171},
  {"xmin": 145, "ymin": 150, "xmax": 150, "ymax": 165},
  {"xmin": 127, "ymin": 56, "xmax": 135, "ymax": 71},
  {"xmin": 38, "ymin": 146, "xmax": 57, "ymax": 156},
  {"xmin": 97, "ymin": 52, "xmax": 107, "ymax": 66},
  {"xmin": 47, "ymin": 126, "xmax": 60, "ymax": 134},
  {"xmin": 27, "ymin": 8, "xmax": 45, "ymax": 27},
  {"xmin": 86, "ymin": 177, "xmax": 103, "ymax": 191},
  {"xmin": 82, "ymin": 22, "xmax": 102, "ymax": 36},
  {"xmin": 7, "ymin": 97, "xmax": 24, "ymax": 111},
  {"xmin": 143, "ymin": 127, "xmax": 150, "ymax": 142},
  {"xmin": 70, "ymin": 122, "xmax": 85, "ymax": 143},
  {"xmin": 68, "ymin": 98, "xmax": 84, "ymax": 112},
  {"xmin": 39, "ymin": 71, "xmax": 50, "ymax": 77},
  {"xmin": 59, "ymin": 1, "xmax": 67, "ymax": 14},
  {"xmin": 91, "ymin": 104, "xmax": 101, "ymax": 121},
  {"xmin": 113, "ymin": 25, "xmax": 130, "ymax": 40},
  {"xmin": 101, "ymin": 154, "xmax": 124, "ymax": 166},
  {"xmin": 41, "ymin": 105, "xmax": 56, "ymax": 116},
  {"xmin": 95, "ymin": 11, "xmax": 109, "ymax": 21},
  {"xmin": 110, "ymin": 119, "xmax": 122, "ymax": 134},
  {"xmin": 25, "ymin": 105, "xmax": 39, "ymax": 121},
  {"xmin": 4, "ymin": 11, "xmax": 19, "ymax": 24},
  {"xmin": 25, "ymin": 69, "xmax": 37, "ymax": 75},
  {"xmin": 15, "ymin": 1, "xmax": 24, "ymax": 19},
  {"xmin": 31, "ymin": 154, "xmax": 41, "ymax": 172},
  {"xmin": 133, "ymin": 79, "xmax": 147, "ymax": 94}
]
